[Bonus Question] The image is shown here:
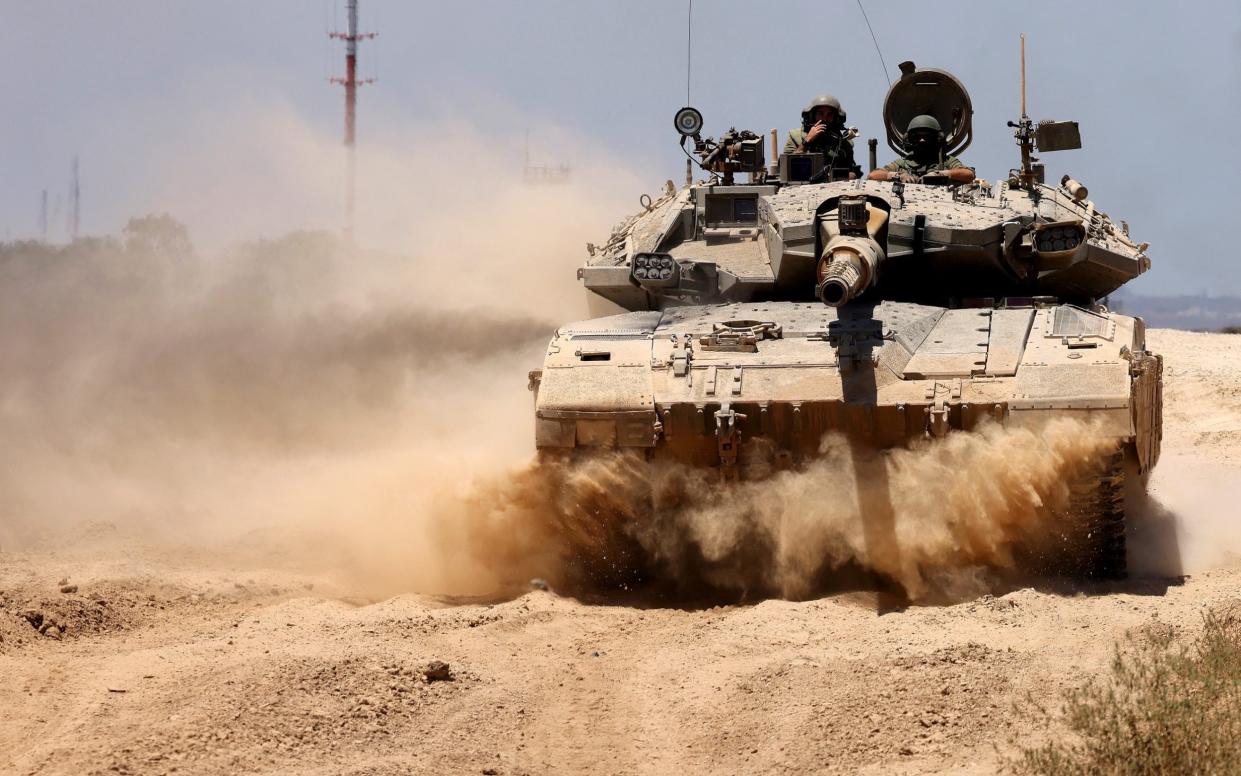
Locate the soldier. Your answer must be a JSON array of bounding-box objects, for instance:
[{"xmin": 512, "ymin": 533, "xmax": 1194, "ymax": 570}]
[
  {"xmin": 785, "ymin": 94, "xmax": 862, "ymax": 180},
  {"xmin": 868, "ymin": 115, "xmax": 975, "ymax": 184}
]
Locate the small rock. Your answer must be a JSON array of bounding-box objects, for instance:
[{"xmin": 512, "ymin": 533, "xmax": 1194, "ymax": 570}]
[
  {"xmin": 899, "ymin": 746, "xmax": 915, "ymax": 756},
  {"xmin": 529, "ymin": 578, "xmax": 549, "ymax": 591},
  {"xmin": 60, "ymin": 584, "xmax": 79, "ymax": 594},
  {"xmin": 423, "ymin": 661, "xmax": 453, "ymax": 682}
]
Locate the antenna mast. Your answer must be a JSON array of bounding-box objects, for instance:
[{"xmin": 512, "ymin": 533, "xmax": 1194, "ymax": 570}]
[
  {"xmin": 39, "ymin": 189, "xmax": 48, "ymax": 242},
  {"xmin": 1009, "ymin": 34, "xmax": 1037, "ymax": 189},
  {"xmin": 329, "ymin": 0, "xmax": 376, "ymax": 243},
  {"xmin": 684, "ymin": 0, "xmax": 694, "ymax": 186}
]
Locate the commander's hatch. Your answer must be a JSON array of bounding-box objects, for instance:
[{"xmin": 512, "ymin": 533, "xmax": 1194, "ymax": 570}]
[{"xmin": 882, "ymin": 61, "xmax": 974, "ymax": 157}]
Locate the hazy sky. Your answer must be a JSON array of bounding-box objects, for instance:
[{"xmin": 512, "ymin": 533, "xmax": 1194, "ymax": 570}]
[{"xmin": 4, "ymin": 1, "xmax": 1240, "ymax": 295}]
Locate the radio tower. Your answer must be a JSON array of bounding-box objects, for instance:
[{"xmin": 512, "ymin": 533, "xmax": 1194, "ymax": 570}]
[{"xmin": 329, "ymin": 0, "xmax": 375, "ymax": 243}]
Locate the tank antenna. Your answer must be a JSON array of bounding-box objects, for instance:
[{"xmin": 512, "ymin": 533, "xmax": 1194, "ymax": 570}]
[
  {"xmin": 1009, "ymin": 33, "xmax": 1037, "ymax": 190},
  {"xmin": 685, "ymin": 0, "xmax": 692, "ymax": 105},
  {"xmin": 684, "ymin": 0, "xmax": 693, "ymax": 186},
  {"xmin": 1020, "ymin": 34, "xmax": 1027, "ymax": 116},
  {"xmin": 855, "ymin": 0, "xmax": 891, "ymax": 88}
]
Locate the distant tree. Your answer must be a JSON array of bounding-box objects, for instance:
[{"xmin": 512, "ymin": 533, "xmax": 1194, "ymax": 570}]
[
  {"xmin": 0, "ymin": 239, "xmax": 59, "ymax": 263},
  {"xmin": 122, "ymin": 213, "xmax": 195, "ymax": 258},
  {"xmin": 233, "ymin": 229, "xmax": 344, "ymax": 264}
]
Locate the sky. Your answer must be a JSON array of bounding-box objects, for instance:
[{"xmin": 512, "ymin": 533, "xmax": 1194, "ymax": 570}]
[{"xmin": 3, "ymin": 0, "xmax": 1240, "ymax": 295}]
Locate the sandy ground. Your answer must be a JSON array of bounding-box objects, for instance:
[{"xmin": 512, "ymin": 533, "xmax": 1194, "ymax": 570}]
[{"xmin": 1, "ymin": 328, "xmax": 1239, "ymax": 776}]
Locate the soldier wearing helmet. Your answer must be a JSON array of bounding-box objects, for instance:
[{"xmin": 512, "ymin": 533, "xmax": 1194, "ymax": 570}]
[
  {"xmin": 785, "ymin": 94, "xmax": 862, "ymax": 180},
  {"xmin": 869, "ymin": 115, "xmax": 975, "ymax": 184}
]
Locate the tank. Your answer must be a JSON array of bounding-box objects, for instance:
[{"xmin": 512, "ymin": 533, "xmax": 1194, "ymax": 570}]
[{"xmin": 528, "ymin": 59, "xmax": 1161, "ymax": 580}]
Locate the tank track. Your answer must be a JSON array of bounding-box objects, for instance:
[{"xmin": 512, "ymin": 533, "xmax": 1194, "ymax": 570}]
[{"xmin": 1062, "ymin": 448, "xmax": 1128, "ymax": 580}]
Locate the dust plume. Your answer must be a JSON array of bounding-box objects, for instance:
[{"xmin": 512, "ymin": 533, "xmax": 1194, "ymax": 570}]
[
  {"xmin": 0, "ymin": 103, "xmax": 650, "ymax": 597},
  {"xmin": 423, "ymin": 418, "xmax": 1117, "ymax": 603},
  {"xmin": 1131, "ymin": 454, "xmax": 1241, "ymax": 576},
  {"xmin": 0, "ymin": 229, "xmax": 552, "ymax": 550}
]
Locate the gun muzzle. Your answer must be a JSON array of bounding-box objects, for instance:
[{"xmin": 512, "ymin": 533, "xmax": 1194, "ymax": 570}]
[{"xmin": 816, "ymin": 235, "xmax": 883, "ymax": 307}]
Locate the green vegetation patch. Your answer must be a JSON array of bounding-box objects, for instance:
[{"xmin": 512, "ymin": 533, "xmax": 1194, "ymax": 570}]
[{"xmin": 1017, "ymin": 607, "xmax": 1241, "ymax": 776}]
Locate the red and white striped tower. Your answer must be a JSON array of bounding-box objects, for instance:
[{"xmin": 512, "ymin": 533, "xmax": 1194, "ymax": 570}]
[{"xmin": 330, "ymin": 0, "xmax": 375, "ymax": 242}]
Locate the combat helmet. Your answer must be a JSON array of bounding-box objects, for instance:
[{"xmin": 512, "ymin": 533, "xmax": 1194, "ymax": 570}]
[
  {"xmin": 905, "ymin": 114, "xmax": 945, "ymax": 153},
  {"xmin": 801, "ymin": 94, "xmax": 847, "ymax": 129},
  {"xmin": 906, "ymin": 114, "xmax": 942, "ymax": 134}
]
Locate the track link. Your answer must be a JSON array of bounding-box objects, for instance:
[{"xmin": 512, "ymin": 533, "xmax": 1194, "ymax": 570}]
[{"xmin": 1063, "ymin": 448, "xmax": 1128, "ymax": 580}]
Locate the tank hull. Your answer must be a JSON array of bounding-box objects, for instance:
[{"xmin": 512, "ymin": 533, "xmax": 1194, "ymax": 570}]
[{"xmin": 531, "ymin": 300, "xmax": 1162, "ymax": 475}]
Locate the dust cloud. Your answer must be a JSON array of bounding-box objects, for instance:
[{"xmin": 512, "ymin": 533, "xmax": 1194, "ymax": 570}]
[
  {"xmin": 440, "ymin": 418, "xmax": 1117, "ymax": 603},
  {"xmin": 0, "ymin": 228, "xmax": 552, "ymax": 561},
  {"xmin": 0, "ymin": 106, "xmax": 648, "ymax": 600},
  {"xmin": 1135, "ymin": 455, "xmax": 1241, "ymax": 575}
]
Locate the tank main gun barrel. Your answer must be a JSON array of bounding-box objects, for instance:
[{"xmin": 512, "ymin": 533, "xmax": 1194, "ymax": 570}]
[
  {"xmin": 816, "ymin": 235, "xmax": 883, "ymax": 307},
  {"xmin": 815, "ymin": 194, "xmax": 888, "ymax": 307}
]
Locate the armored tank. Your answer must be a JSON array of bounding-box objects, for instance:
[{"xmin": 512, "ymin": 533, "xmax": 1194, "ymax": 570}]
[{"xmin": 528, "ymin": 60, "xmax": 1161, "ymax": 579}]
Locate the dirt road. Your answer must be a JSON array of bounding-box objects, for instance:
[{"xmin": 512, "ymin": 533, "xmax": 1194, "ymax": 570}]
[{"xmin": 1, "ymin": 328, "xmax": 1238, "ymax": 776}]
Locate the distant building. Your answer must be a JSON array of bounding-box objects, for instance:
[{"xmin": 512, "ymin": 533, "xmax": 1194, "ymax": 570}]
[
  {"xmin": 523, "ymin": 161, "xmax": 572, "ymax": 184},
  {"xmin": 523, "ymin": 131, "xmax": 571, "ymax": 184}
]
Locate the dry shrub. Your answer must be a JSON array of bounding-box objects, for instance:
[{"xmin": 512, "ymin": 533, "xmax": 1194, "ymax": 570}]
[{"xmin": 1016, "ymin": 607, "xmax": 1241, "ymax": 775}]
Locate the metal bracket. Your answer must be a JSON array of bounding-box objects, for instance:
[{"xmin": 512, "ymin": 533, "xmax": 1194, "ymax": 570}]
[
  {"xmin": 912, "ymin": 213, "xmax": 927, "ymax": 258},
  {"xmin": 670, "ymin": 333, "xmax": 693, "ymax": 377},
  {"xmin": 925, "ymin": 380, "xmax": 961, "ymax": 438},
  {"xmin": 715, "ymin": 404, "xmax": 747, "ymax": 477},
  {"xmin": 928, "ymin": 399, "xmax": 948, "ymax": 437},
  {"xmin": 699, "ymin": 320, "xmax": 782, "ymax": 352},
  {"xmin": 834, "ymin": 333, "xmax": 858, "ymax": 369}
]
